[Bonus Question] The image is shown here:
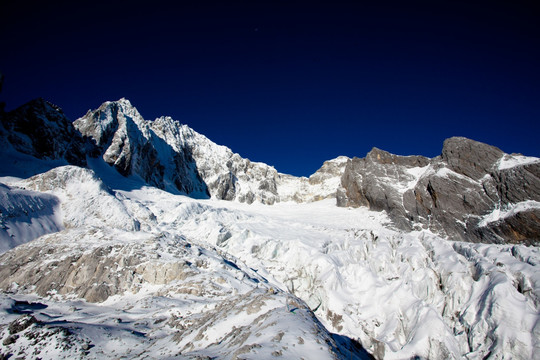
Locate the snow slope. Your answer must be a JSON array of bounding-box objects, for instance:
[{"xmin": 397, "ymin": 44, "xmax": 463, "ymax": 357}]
[
  {"xmin": 1, "ymin": 163, "xmax": 538, "ymax": 359},
  {"xmin": 0, "ymin": 183, "xmax": 62, "ymax": 252},
  {"xmin": 0, "ymin": 166, "xmax": 370, "ymax": 359},
  {"xmin": 121, "ymin": 189, "xmax": 540, "ymax": 359},
  {"xmin": 498, "ymin": 153, "xmax": 540, "ymax": 170}
]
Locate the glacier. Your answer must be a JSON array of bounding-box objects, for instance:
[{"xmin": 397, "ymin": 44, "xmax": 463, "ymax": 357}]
[{"xmin": 0, "ymin": 98, "xmax": 538, "ymax": 359}]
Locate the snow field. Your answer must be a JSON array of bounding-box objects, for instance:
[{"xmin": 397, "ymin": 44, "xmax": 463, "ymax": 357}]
[{"xmin": 0, "ymin": 164, "xmax": 538, "ymax": 359}]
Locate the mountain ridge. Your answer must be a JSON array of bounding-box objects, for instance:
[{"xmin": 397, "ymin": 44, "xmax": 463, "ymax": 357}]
[
  {"xmin": 1, "ymin": 97, "xmax": 539, "ymax": 245},
  {"xmin": 0, "ymin": 97, "xmax": 538, "ymax": 359}
]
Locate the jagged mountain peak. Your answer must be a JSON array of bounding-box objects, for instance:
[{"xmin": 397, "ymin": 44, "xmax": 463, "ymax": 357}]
[
  {"xmin": 18, "ymin": 97, "xmax": 64, "ymax": 114},
  {"xmin": 1, "ymin": 97, "xmax": 86, "ymax": 166},
  {"xmin": 321, "ymin": 155, "xmax": 349, "ymax": 165},
  {"xmin": 74, "ymin": 99, "xmax": 346, "ymax": 205},
  {"xmin": 77, "ymin": 97, "xmax": 146, "ymax": 137},
  {"xmin": 75, "ymin": 99, "xmax": 209, "ymax": 195},
  {"xmin": 98, "ymin": 97, "xmax": 136, "ymax": 111}
]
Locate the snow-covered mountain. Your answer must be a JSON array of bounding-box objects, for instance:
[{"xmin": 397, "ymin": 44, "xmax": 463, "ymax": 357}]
[
  {"xmin": 73, "ymin": 98, "xmax": 347, "ymax": 205},
  {"xmin": 0, "ymin": 98, "xmax": 538, "ymax": 359}
]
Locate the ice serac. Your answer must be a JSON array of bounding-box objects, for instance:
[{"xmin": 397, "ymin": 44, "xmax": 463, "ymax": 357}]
[
  {"xmin": 0, "ymin": 196, "xmax": 370, "ymax": 359},
  {"xmin": 0, "ymin": 98, "xmax": 86, "ymax": 166},
  {"xmin": 74, "ymin": 99, "xmax": 209, "ymax": 196},
  {"xmin": 338, "ymin": 137, "xmax": 540, "ymax": 244}
]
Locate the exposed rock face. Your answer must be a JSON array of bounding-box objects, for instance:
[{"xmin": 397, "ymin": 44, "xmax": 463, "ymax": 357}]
[
  {"xmin": 339, "ymin": 137, "xmax": 540, "ymax": 244},
  {"xmin": 166, "ymin": 121, "xmax": 283, "ymax": 204},
  {"xmin": 337, "ymin": 148, "xmax": 430, "ymax": 229},
  {"xmin": 74, "ymin": 100, "xmax": 293, "ymax": 203},
  {"xmin": 74, "ymin": 99, "xmax": 209, "ymax": 196},
  {"xmin": 441, "ymin": 136, "xmax": 504, "ymax": 180},
  {"xmin": 0, "ymin": 230, "xmax": 190, "ymax": 302},
  {"xmin": 0, "ymin": 98, "xmax": 87, "ymax": 166},
  {"xmin": 74, "ymin": 99, "xmax": 347, "ymax": 205}
]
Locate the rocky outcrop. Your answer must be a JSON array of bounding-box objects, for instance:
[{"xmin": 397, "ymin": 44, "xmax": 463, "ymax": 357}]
[
  {"xmin": 339, "ymin": 137, "xmax": 540, "ymax": 244},
  {"xmin": 276, "ymin": 156, "xmax": 350, "ymax": 203},
  {"xmin": 0, "ymin": 229, "xmax": 371, "ymax": 359},
  {"xmin": 441, "ymin": 136, "xmax": 504, "ymax": 180},
  {"xmin": 337, "ymin": 148, "xmax": 430, "ymax": 229},
  {"xmin": 0, "ymin": 233, "xmax": 191, "ymax": 302},
  {"xmin": 74, "ymin": 99, "xmax": 209, "ymax": 196},
  {"xmin": 159, "ymin": 116, "xmax": 284, "ymax": 204},
  {"xmin": 0, "ymin": 98, "xmax": 87, "ymax": 166}
]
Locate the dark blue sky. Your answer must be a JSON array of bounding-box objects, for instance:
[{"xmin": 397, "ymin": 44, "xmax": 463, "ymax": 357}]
[{"xmin": 1, "ymin": 1, "xmax": 539, "ymax": 176}]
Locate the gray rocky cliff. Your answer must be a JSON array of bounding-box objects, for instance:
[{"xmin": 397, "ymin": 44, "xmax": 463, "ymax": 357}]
[
  {"xmin": 0, "ymin": 98, "xmax": 87, "ymax": 166},
  {"xmin": 337, "ymin": 148, "xmax": 430, "ymax": 229},
  {"xmin": 338, "ymin": 137, "xmax": 540, "ymax": 244},
  {"xmin": 148, "ymin": 114, "xmax": 283, "ymax": 204},
  {"xmin": 74, "ymin": 99, "xmax": 295, "ymax": 203}
]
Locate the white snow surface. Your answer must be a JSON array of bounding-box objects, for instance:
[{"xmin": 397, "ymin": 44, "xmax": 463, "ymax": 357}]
[
  {"xmin": 498, "ymin": 153, "xmax": 540, "ymax": 170},
  {"xmin": 0, "ymin": 161, "xmax": 539, "ymax": 359},
  {"xmin": 479, "ymin": 200, "xmax": 540, "ymax": 227},
  {"xmin": 0, "ymin": 183, "xmax": 63, "ymax": 252}
]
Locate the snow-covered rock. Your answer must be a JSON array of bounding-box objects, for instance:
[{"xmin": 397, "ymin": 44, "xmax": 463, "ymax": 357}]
[
  {"xmin": 339, "ymin": 137, "xmax": 540, "ymax": 244},
  {"xmin": 1, "ymin": 178, "xmax": 537, "ymax": 358},
  {"xmin": 150, "ymin": 114, "xmax": 282, "ymax": 204},
  {"xmin": 15, "ymin": 166, "xmax": 141, "ymax": 231},
  {"xmin": 74, "ymin": 99, "xmax": 346, "ymax": 205},
  {"xmin": 74, "ymin": 99, "xmax": 209, "ymax": 196},
  {"xmin": 0, "ymin": 204, "xmax": 370, "ymax": 359}
]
